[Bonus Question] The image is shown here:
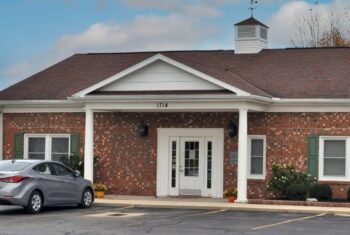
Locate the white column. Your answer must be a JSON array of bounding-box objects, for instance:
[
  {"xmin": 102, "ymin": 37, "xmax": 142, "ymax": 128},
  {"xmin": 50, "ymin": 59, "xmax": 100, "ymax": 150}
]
[
  {"xmin": 84, "ymin": 108, "xmax": 94, "ymax": 182},
  {"xmin": 0, "ymin": 112, "xmax": 3, "ymax": 160},
  {"xmin": 236, "ymin": 108, "xmax": 248, "ymax": 203}
]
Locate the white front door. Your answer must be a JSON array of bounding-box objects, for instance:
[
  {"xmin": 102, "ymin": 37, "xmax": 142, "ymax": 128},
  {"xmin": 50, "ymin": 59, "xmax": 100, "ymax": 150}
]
[
  {"xmin": 157, "ymin": 128, "xmax": 224, "ymax": 198},
  {"xmin": 179, "ymin": 137, "xmax": 204, "ymax": 196}
]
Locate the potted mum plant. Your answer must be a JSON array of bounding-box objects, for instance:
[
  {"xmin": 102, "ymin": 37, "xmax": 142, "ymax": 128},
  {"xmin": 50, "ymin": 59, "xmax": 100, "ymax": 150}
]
[
  {"xmin": 93, "ymin": 183, "xmax": 107, "ymax": 198},
  {"xmin": 224, "ymin": 188, "xmax": 237, "ymax": 203}
]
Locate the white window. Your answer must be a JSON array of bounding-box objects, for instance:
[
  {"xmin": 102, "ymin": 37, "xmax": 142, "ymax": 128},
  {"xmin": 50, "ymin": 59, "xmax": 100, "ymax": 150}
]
[
  {"xmin": 319, "ymin": 136, "xmax": 349, "ymax": 181},
  {"xmin": 248, "ymin": 135, "xmax": 266, "ymax": 179},
  {"xmin": 24, "ymin": 134, "xmax": 70, "ymax": 161}
]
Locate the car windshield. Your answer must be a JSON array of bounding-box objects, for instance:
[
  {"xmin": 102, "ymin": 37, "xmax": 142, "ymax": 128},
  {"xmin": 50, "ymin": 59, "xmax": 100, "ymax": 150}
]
[{"xmin": 0, "ymin": 161, "xmax": 31, "ymax": 172}]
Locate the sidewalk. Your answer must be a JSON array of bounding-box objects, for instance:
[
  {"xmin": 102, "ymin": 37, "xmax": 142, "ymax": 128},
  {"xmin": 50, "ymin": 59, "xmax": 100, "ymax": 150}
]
[{"xmin": 95, "ymin": 195, "xmax": 350, "ymax": 215}]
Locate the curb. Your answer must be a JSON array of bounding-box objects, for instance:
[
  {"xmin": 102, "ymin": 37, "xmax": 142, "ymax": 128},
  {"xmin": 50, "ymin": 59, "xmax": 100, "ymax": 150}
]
[{"xmin": 94, "ymin": 201, "xmax": 350, "ymax": 215}]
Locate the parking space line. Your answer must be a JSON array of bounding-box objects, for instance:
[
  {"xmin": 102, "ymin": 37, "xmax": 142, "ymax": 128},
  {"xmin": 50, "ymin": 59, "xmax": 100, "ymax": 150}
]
[
  {"xmin": 128, "ymin": 209, "xmax": 226, "ymax": 227},
  {"xmin": 251, "ymin": 213, "xmax": 326, "ymax": 231}
]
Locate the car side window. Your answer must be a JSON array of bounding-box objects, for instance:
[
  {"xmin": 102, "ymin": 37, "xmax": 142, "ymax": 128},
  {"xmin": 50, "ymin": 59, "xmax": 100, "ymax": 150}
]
[
  {"xmin": 53, "ymin": 163, "xmax": 73, "ymax": 176},
  {"xmin": 33, "ymin": 163, "xmax": 54, "ymax": 175}
]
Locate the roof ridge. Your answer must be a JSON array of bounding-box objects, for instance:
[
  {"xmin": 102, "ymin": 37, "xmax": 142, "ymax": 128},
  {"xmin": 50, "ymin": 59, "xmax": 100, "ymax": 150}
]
[{"xmin": 79, "ymin": 49, "xmax": 235, "ymax": 55}]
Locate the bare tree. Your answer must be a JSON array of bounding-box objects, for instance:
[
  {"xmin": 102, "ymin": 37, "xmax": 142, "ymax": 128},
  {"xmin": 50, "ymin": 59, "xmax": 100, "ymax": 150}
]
[{"xmin": 290, "ymin": 2, "xmax": 350, "ymax": 47}]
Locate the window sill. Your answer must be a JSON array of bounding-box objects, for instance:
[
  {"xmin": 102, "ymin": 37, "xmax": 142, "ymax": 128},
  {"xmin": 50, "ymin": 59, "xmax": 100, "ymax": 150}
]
[
  {"xmin": 248, "ymin": 175, "xmax": 265, "ymax": 180},
  {"xmin": 318, "ymin": 176, "xmax": 349, "ymax": 182}
]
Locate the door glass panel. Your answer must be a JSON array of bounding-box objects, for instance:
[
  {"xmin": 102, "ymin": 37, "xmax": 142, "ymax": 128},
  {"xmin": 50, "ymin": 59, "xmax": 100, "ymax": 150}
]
[
  {"xmin": 171, "ymin": 141, "xmax": 177, "ymax": 188},
  {"xmin": 207, "ymin": 141, "xmax": 212, "ymax": 189},
  {"xmin": 184, "ymin": 141, "xmax": 199, "ymax": 177},
  {"xmin": 28, "ymin": 137, "xmax": 45, "ymax": 160}
]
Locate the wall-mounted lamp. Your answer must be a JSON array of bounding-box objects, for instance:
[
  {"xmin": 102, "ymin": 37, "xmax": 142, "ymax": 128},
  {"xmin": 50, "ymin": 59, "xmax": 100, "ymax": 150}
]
[
  {"xmin": 228, "ymin": 121, "xmax": 237, "ymax": 138},
  {"xmin": 138, "ymin": 122, "xmax": 149, "ymax": 137}
]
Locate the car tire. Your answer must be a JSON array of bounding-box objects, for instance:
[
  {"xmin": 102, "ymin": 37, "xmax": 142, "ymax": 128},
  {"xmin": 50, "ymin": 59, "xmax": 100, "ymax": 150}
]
[
  {"xmin": 79, "ymin": 188, "xmax": 93, "ymax": 209},
  {"xmin": 26, "ymin": 190, "xmax": 43, "ymax": 214}
]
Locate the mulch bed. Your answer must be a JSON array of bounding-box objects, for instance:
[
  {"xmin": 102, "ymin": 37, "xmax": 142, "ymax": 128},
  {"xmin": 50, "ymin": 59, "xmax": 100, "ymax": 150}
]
[{"xmin": 249, "ymin": 199, "xmax": 350, "ymax": 207}]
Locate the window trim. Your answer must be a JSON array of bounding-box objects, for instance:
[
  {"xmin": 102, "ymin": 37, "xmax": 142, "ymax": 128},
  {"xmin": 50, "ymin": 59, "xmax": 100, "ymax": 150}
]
[
  {"xmin": 24, "ymin": 134, "xmax": 71, "ymax": 161},
  {"xmin": 247, "ymin": 135, "xmax": 266, "ymax": 180},
  {"xmin": 319, "ymin": 136, "xmax": 349, "ymax": 181}
]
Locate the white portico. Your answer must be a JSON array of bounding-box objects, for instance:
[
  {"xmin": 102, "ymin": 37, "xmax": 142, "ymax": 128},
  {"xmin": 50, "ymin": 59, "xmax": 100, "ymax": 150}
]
[{"xmin": 77, "ymin": 53, "xmax": 269, "ymax": 202}]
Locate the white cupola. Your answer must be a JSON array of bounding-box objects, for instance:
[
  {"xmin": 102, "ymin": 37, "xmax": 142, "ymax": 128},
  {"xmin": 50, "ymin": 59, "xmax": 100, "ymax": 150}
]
[{"xmin": 234, "ymin": 17, "xmax": 269, "ymax": 54}]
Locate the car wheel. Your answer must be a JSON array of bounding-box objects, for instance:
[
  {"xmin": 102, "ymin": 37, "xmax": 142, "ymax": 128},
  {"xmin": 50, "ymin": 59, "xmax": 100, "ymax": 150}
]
[
  {"xmin": 26, "ymin": 191, "xmax": 43, "ymax": 214},
  {"xmin": 79, "ymin": 188, "xmax": 93, "ymax": 209}
]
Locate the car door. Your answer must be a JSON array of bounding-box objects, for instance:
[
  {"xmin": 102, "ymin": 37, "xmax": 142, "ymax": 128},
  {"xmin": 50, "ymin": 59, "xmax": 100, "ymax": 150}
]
[
  {"xmin": 33, "ymin": 163, "xmax": 63, "ymax": 205},
  {"xmin": 52, "ymin": 163, "xmax": 82, "ymax": 203}
]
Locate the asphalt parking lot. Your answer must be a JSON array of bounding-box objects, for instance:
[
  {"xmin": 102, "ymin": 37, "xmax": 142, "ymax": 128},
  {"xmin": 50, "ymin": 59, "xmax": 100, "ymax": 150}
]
[{"xmin": 0, "ymin": 205, "xmax": 349, "ymax": 235}]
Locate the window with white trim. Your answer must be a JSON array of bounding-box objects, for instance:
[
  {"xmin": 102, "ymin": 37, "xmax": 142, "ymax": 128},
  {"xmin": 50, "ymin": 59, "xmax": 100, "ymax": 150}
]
[
  {"xmin": 24, "ymin": 134, "xmax": 70, "ymax": 161},
  {"xmin": 319, "ymin": 137, "xmax": 348, "ymax": 181},
  {"xmin": 248, "ymin": 136, "xmax": 266, "ymax": 179}
]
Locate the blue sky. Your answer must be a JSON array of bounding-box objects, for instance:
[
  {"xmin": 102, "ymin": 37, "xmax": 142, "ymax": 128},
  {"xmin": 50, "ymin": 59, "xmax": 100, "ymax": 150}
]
[{"xmin": 0, "ymin": 0, "xmax": 346, "ymax": 90}]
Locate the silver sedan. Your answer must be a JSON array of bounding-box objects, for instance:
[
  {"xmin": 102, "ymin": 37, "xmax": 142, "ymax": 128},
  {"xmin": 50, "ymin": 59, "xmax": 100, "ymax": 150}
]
[{"xmin": 0, "ymin": 160, "xmax": 94, "ymax": 213}]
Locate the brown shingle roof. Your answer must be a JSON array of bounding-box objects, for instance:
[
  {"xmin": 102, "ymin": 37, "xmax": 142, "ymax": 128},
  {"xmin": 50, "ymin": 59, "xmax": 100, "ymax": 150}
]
[
  {"xmin": 234, "ymin": 17, "xmax": 269, "ymax": 28},
  {"xmin": 0, "ymin": 48, "xmax": 350, "ymax": 100}
]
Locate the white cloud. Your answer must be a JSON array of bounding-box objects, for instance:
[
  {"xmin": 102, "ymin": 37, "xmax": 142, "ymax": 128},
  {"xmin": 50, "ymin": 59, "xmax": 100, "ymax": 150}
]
[
  {"xmin": 54, "ymin": 14, "xmax": 210, "ymax": 54},
  {"xmin": 2, "ymin": 13, "xmax": 213, "ymax": 84}
]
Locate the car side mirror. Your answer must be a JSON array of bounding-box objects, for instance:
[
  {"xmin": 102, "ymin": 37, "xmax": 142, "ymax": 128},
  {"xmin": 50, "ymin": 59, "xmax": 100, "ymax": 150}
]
[{"xmin": 73, "ymin": 170, "xmax": 81, "ymax": 178}]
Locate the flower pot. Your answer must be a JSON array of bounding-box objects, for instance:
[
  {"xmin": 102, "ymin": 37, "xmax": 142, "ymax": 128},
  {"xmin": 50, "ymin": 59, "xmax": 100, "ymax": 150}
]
[
  {"xmin": 95, "ymin": 191, "xmax": 105, "ymax": 198},
  {"xmin": 227, "ymin": 196, "xmax": 237, "ymax": 203}
]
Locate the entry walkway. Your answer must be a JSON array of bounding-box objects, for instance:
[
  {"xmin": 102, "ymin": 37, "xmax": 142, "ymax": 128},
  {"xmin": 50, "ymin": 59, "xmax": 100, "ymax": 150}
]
[{"xmin": 95, "ymin": 195, "xmax": 350, "ymax": 215}]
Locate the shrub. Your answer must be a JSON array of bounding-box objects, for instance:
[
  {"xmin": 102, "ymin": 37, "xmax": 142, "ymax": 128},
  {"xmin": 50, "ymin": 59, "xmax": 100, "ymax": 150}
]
[
  {"xmin": 60, "ymin": 154, "xmax": 84, "ymax": 175},
  {"xmin": 285, "ymin": 184, "xmax": 309, "ymax": 201},
  {"xmin": 348, "ymin": 188, "xmax": 350, "ymax": 202},
  {"xmin": 309, "ymin": 184, "xmax": 332, "ymax": 201},
  {"xmin": 266, "ymin": 164, "xmax": 316, "ymax": 198}
]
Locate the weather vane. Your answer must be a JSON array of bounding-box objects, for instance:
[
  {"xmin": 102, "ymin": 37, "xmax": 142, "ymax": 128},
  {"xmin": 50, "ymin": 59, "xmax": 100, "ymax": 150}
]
[{"xmin": 249, "ymin": 0, "xmax": 258, "ymax": 17}]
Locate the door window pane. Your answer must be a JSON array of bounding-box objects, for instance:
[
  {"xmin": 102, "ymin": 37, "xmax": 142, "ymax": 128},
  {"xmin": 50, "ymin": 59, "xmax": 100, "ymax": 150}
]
[
  {"xmin": 28, "ymin": 138, "xmax": 45, "ymax": 160},
  {"xmin": 53, "ymin": 164, "xmax": 73, "ymax": 176},
  {"xmin": 184, "ymin": 141, "xmax": 199, "ymax": 177},
  {"xmin": 324, "ymin": 140, "xmax": 346, "ymax": 177},
  {"xmin": 171, "ymin": 141, "xmax": 177, "ymax": 188},
  {"xmin": 34, "ymin": 163, "xmax": 53, "ymax": 175}
]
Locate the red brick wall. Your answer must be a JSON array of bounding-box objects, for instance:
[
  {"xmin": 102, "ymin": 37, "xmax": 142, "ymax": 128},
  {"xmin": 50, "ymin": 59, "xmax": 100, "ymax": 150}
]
[
  {"xmin": 93, "ymin": 112, "xmax": 239, "ymax": 195},
  {"xmin": 249, "ymin": 112, "xmax": 350, "ymax": 199},
  {"xmin": 4, "ymin": 112, "xmax": 350, "ymax": 199}
]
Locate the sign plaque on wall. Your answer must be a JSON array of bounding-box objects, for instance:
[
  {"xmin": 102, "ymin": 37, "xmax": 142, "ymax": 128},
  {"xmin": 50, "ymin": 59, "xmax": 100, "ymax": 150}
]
[{"xmin": 229, "ymin": 152, "xmax": 238, "ymax": 165}]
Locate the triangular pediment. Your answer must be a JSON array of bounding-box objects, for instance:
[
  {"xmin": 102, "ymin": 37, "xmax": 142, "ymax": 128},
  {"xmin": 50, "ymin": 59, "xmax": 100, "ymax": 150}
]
[
  {"xmin": 73, "ymin": 54, "xmax": 250, "ymax": 97},
  {"xmin": 97, "ymin": 60, "xmax": 224, "ymax": 92}
]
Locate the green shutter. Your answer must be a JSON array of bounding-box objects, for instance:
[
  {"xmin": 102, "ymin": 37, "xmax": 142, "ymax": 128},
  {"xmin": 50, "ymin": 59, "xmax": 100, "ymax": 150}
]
[
  {"xmin": 307, "ymin": 135, "xmax": 319, "ymax": 179},
  {"xmin": 70, "ymin": 133, "xmax": 80, "ymax": 156},
  {"xmin": 14, "ymin": 133, "xmax": 24, "ymax": 159}
]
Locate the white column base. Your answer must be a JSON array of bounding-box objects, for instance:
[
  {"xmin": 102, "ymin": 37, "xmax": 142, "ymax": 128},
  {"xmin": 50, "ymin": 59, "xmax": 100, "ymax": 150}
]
[{"xmin": 235, "ymin": 199, "xmax": 248, "ymax": 204}]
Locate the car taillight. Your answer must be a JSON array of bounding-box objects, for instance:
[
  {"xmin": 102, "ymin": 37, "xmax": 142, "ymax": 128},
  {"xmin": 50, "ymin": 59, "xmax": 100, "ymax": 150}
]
[{"xmin": 0, "ymin": 176, "xmax": 28, "ymax": 183}]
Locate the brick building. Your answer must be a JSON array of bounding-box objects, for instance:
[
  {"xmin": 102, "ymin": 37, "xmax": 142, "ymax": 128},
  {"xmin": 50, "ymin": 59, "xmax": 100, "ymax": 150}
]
[{"xmin": 1, "ymin": 17, "xmax": 350, "ymax": 202}]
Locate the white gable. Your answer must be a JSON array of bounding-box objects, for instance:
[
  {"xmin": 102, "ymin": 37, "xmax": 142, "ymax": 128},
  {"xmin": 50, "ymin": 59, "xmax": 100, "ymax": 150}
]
[{"xmin": 98, "ymin": 60, "xmax": 223, "ymax": 92}]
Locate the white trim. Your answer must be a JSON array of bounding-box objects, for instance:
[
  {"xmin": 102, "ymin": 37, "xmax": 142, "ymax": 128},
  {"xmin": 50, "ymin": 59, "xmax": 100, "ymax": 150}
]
[
  {"xmin": 84, "ymin": 109, "xmax": 94, "ymax": 182},
  {"xmin": 157, "ymin": 128, "xmax": 224, "ymax": 198},
  {"xmin": 72, "ymin": 54, "xmax": 251, "ymax": 97},
  {"xmin": 247, "ymin": 135, "xmax": 266, "ymax": 180},
  {"xmin": 318, "ymin": 136, "xmax": 350, "ymax": 182},
  {"xmin": 236, "ymin": 108, "xmax": 248, "ymax": 203},
  {"xmin": 23, "ymin": 134, "xmax": 71, "ymax": 161}
]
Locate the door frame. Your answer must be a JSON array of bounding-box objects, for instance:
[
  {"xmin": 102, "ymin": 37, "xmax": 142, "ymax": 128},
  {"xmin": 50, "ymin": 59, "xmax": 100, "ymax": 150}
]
[{"xmin": 157, "ymin": 128, "xmax": 224, "ymax": 198}]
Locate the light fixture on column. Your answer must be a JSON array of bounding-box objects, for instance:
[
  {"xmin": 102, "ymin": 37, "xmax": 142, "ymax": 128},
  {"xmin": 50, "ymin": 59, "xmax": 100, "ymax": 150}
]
[
  {"xmin": 138, "ymin": 122, "xmax": 149, "ymax": 137},
  {"xmin": 228, "ymin": 121, "xmax": 237, "ymax": 138}
]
